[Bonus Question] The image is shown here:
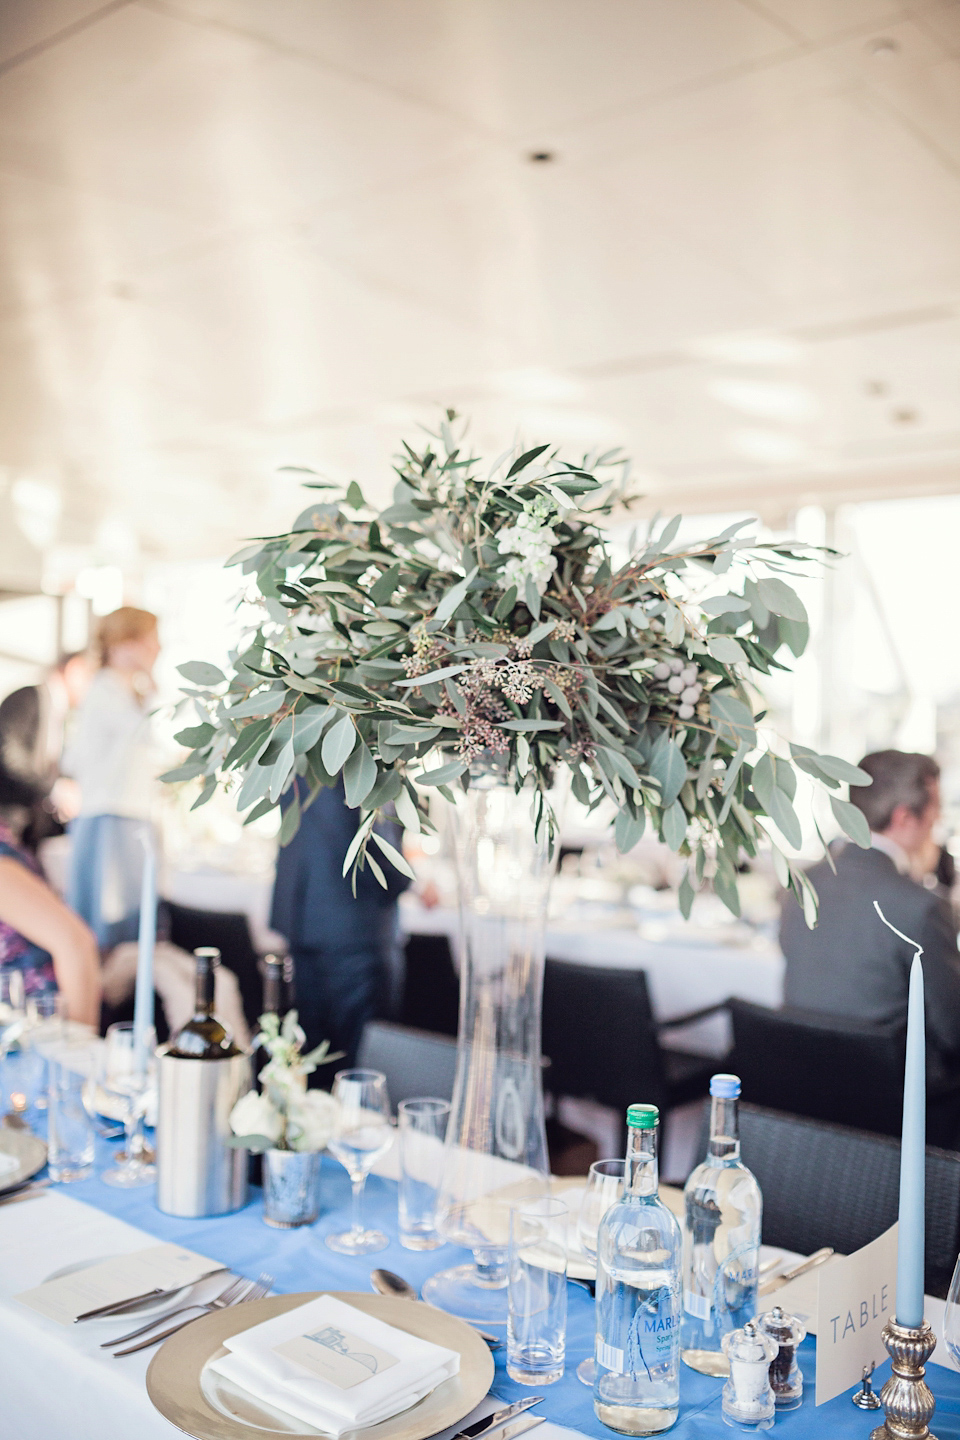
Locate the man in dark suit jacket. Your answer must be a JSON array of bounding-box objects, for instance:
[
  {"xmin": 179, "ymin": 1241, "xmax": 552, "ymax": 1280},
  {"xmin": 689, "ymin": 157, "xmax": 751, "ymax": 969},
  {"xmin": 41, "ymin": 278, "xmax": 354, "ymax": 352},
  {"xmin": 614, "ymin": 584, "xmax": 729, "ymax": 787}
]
[
  {"xmin": 270, "ymin": 779, "xmax": 410, "ymax": 1070},
  {"xmin": 780, "ymin": 750, "xmax": 960, "ymax": 1087}
]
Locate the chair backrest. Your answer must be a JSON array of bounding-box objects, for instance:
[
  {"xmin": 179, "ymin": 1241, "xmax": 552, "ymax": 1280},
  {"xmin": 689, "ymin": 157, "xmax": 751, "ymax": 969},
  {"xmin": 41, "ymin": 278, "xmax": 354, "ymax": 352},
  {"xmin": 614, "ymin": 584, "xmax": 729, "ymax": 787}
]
[
  {"xmin": 356, "ymin": 1020, "xmax": 458, "ymax": 1111},
  {"xmin": 729, "ymin": 998, "xmax": 906, "ymax": 1137},
  {"xmin": 695, "ymin": 1102, "xmax": 960, "ymax": 1296},
  {"xmin": 164, "ymin": 902, "xmax": 263, "ymax": 1033},
  {"xmin": 542, "ymin": 960, "xmax": 668, "ymax": 1120},
  {"xmin": 400, "ymin": 933, "xmax": 460, "ymax": 1037}
]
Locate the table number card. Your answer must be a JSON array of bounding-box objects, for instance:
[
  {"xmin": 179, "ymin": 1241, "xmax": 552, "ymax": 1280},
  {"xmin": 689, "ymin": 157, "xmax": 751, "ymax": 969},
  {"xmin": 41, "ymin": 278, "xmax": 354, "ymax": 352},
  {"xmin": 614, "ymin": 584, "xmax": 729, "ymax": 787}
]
[{"xmin": 815, "ymin": 1222, "xmax": 898, "ymax": 1405}]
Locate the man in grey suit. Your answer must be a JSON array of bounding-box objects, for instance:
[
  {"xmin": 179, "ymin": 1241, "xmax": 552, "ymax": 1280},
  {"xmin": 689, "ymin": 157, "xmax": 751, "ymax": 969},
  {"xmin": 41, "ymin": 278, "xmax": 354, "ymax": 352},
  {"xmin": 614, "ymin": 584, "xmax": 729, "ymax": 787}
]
[{"xmin": 780, "ymin": 750, "xmax": 960, "ymax": 1087}]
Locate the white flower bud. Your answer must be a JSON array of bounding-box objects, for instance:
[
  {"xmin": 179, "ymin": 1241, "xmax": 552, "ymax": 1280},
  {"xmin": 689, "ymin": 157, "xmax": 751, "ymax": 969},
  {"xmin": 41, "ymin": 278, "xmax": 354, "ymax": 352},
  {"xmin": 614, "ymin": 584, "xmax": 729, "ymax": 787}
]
[
  {"xmin": 652, "ymin": 662, "xmax": 671, "ymax": 680},
  {"xmin": 678, "ymin": 704, "xmax": 695, "ymax": 720},
  {"xmin": 681, "ymin": 686, "xmax": 700, "ymax": 704},
  {"xmin": 667, "ymin": 675, "xmax": 685, "ymax": 694},
  {"xmin": 681, "ymin": 665, "xmax": 699, "ymax": 685},
  {"xmin": 669, "ymin": 658, "xmax": 684, "ymax": 674}
]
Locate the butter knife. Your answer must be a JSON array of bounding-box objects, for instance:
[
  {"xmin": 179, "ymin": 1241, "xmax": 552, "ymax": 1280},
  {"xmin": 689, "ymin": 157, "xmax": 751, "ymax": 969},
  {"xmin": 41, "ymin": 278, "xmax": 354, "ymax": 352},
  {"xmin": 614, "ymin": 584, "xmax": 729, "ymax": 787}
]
[
  {"xmin": 450, "ymin": 1396, "xmax": 544, "ymax": 1440},
  {"xmin": 75, "ymin": 1267, "xmax": 228, "ymax": 1321},
  {"xmin": 498, "ymin": 1417, "xmax": 544, "ymax": 1440},
  {"xmin": 758, "ymin": 1246, "xmax": 835, "ymax": 1296}
]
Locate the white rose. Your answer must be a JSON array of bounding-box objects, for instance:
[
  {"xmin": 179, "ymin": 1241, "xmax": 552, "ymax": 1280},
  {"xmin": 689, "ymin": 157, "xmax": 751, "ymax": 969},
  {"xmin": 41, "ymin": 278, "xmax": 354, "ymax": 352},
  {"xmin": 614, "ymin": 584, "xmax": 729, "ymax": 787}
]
[
  {"xmin": 287, "ymin": 1090, "xmax": 340, "ymax": 1153},
  {"xmin": 229, "ymin": 1090, "xmax": 284, "ymax": 1145}
]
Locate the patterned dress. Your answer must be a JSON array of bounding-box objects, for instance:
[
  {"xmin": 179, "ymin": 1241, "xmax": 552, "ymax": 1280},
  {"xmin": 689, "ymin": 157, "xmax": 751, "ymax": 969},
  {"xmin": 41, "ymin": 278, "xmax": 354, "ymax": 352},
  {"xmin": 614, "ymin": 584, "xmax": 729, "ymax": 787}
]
[{"xmin": 0, "ymin": 824, "xmax": 57, "ymax": 1000}]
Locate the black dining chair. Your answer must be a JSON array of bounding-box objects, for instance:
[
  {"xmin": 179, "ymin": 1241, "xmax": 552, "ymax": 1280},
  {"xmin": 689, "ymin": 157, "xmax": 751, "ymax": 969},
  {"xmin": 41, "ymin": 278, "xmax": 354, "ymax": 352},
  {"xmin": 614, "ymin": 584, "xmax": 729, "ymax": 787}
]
[
  {"xmin": 356, "ymin": 1020, "xmax": 458, "ymax": 1112},
  {"xmin": 399, "ymin": 932, "xmax": 460, "ymax": 1038},
  {"xmin": 541, "ymin": 960, "xmax": 720, "ymax": 1153},
  {"xmin": 729, "ymin": 998, "xmax": 960, "ymax": 1147},
  {"xmin": 694, "ymin": 1102, "xmax": 960, "ymax": 1298}
]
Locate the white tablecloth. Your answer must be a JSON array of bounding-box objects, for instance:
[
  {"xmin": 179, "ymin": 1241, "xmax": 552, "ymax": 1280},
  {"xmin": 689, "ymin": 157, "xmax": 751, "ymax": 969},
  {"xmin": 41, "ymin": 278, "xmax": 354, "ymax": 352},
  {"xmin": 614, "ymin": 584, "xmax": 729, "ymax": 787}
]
[{"xmin": 400, "ymin": 903, "xmax": 784, "ymax": 1057}]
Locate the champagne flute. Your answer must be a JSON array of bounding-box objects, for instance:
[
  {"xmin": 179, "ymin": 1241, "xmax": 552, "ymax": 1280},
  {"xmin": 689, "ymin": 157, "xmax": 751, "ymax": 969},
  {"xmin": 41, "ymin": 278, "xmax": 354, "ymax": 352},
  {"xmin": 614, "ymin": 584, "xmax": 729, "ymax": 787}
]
[
  {"xmin": 576, "ymin": 1158, "xmax": 626, "ymax": 1385},
  {"xmin": 943, "ymin": 1251, "xmax": 960, "ymax": 1370},
  {"xmin": 325, "ymin": 1069, "xmax": 393, "ymax": 1255},
  {"xmin": 95, "ymin": 1023, "xmax": 157, "ymax": 1188}
]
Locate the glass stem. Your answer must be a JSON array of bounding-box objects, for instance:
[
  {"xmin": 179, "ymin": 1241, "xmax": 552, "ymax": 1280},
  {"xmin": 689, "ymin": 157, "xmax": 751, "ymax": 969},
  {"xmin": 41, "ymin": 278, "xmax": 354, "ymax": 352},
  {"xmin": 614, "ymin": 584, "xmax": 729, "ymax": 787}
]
[
  {"xmin": 124, "ymin": 1108, "xmax": 142, "ymax": 1167},
  {"xmin": 350, "ymin": 1173, "xmax": 366, "ymax": 1238}
]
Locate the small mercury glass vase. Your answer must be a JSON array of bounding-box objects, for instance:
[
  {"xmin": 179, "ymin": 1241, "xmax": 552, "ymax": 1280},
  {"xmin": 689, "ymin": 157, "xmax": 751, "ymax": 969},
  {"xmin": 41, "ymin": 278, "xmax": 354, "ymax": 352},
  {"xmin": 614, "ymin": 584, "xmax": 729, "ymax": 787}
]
[{"xmin": 262, "ymin": 1147, "xmax": 322, "ymax": 1228}]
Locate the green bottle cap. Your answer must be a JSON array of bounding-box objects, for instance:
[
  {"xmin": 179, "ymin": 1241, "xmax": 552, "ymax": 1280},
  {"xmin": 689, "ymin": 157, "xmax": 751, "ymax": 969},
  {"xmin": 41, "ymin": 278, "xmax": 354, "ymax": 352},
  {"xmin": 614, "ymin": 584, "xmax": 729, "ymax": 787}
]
[{"xmin": 626, "ymin": 1103, "xmax": 659, "ymax": 1130}]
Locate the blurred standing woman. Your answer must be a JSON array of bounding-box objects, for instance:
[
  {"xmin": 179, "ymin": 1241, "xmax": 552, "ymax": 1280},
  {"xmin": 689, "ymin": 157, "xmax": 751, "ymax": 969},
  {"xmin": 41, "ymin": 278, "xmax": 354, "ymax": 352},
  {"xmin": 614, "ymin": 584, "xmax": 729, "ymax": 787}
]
[{"xmin": 64, "ymin": 607, "xmax": 161, "ymax": 951}]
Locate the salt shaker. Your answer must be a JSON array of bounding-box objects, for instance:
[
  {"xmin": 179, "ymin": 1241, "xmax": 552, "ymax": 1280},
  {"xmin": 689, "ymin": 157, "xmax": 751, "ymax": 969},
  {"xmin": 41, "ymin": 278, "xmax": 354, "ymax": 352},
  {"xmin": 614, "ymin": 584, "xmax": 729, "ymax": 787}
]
[
  {"xmin": 721, "ymin": 1320, "xmax": 778, "ymax": 1430},
  {"xmin": 757, "ymin": 1305, "xmax": 806, "ymax": 1409}
]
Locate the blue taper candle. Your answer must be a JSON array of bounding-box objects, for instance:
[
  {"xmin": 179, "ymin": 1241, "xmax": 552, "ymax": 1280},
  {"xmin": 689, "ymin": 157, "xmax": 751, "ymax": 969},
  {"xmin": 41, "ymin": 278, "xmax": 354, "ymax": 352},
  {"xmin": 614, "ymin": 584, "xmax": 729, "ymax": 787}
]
[
  {"xmin": 132, "ymin": 827, "xmax": 157, "ymax": 1075},
  {"xmin": 875, "ymin": 901, "xmax": 926, "ymax": 1329}
]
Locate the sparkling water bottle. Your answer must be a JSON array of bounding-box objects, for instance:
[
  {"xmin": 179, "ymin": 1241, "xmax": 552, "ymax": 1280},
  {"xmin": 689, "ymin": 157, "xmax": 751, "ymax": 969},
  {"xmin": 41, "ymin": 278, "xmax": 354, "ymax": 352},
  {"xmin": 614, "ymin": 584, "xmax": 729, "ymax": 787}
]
[
  {"xmin": 594, "ymin": 1104, "xmax": 682, "ymax": 1435},
  {"xmin": 680, "ymin": 1073, "xmax": 762, "ymax": 1377}
]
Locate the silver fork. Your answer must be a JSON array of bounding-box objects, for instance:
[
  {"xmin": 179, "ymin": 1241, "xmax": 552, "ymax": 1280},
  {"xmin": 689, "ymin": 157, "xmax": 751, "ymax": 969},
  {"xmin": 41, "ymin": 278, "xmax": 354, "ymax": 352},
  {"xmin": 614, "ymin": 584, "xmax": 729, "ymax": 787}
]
[
  {"xmin": 101, "ymin": 1273, "xmax": 252, "ymax": 1349},
  {"xmin": 110, "ymin": 1273, "xmax": 273, "ymax": 1356}
]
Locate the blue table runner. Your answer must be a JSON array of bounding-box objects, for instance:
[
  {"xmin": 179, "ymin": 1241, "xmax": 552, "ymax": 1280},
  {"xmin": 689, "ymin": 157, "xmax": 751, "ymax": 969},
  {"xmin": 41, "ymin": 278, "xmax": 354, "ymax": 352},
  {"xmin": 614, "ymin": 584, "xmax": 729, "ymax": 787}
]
[{"xmin": 62, "ymin": 1143, "xmax": 960, "ymax": 1438}]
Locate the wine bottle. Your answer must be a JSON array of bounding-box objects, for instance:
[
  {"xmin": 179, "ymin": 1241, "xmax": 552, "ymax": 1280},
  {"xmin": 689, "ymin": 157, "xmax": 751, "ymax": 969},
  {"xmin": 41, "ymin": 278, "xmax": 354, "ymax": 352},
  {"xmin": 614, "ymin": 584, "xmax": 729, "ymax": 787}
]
[
  {"xmin": 261, "ymin": 953, "xmax": 284, "ymax": 1019},
  {"xmin": 594, "ymin": 1104, "xmax": 682, "ymax": 1435},
  {"xmin": 168, "ymin": 947, "xmax": 236, "ymax": 1058},
  {"xmin": 680, "ymin": 1074, "xmax": 762, "ymax": 1377}
]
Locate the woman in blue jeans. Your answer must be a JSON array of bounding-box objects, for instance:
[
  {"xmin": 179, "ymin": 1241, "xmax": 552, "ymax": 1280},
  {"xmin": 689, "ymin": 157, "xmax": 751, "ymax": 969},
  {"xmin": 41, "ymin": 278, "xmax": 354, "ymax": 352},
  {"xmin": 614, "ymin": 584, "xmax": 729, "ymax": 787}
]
[{"xmin": 270, "ymin": 779, "xmax": 409, "ymax": 1071}]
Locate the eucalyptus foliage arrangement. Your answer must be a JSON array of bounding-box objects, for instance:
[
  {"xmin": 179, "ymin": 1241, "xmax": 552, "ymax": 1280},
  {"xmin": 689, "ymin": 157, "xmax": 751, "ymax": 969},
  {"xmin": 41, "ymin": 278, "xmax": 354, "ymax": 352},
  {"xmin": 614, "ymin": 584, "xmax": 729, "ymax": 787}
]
[{"xmin": 165, "ymin": 413, "xmax": 870, "ymax": 924}]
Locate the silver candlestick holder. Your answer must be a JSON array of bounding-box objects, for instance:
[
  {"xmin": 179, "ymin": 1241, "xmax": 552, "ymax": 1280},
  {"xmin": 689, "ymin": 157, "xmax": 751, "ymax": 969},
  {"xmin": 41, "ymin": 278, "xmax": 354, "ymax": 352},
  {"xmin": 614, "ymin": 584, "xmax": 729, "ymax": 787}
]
[{"xmin": 869, "ymin": 1318, "xmax": 938, "ymax": 1440}]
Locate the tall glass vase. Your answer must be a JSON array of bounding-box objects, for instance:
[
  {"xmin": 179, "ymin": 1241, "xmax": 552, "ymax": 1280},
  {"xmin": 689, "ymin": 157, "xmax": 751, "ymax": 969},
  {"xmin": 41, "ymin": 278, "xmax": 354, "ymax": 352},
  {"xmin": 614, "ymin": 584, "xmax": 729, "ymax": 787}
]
[{"xmin": 422, "ymin": 776, "xmax": 561, "ymax": 1323}]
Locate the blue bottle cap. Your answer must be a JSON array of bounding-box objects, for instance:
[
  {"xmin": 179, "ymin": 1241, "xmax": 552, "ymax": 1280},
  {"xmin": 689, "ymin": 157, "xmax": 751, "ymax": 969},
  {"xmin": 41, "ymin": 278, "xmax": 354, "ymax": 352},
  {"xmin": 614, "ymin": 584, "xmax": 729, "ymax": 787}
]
[{"xmin": 710, "ymin": 1073, "xmax": 741, "ymax": 1099}]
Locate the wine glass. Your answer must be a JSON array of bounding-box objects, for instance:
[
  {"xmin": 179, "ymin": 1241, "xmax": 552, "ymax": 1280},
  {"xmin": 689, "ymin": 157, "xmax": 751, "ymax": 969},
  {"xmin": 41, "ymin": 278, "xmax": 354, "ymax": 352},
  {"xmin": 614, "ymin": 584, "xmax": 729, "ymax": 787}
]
[
  {"xmin": 95, "ymin": 1023, "xmax": 157, "ymax": 1188},
  {"xmin": 576, "ymin": 1158, "xmax": 626, "ymax": 1385},
  {"xmin": 0, "ymin": 970, "xmax": 42, "ymax": 1126},
  {"xmin": 325, "ymin": 1069, "xmax": 393, "ymax": 1255},
  {"xmin": 944, "ymin": 1251, "xmax": 960, "ymax": 1370}
]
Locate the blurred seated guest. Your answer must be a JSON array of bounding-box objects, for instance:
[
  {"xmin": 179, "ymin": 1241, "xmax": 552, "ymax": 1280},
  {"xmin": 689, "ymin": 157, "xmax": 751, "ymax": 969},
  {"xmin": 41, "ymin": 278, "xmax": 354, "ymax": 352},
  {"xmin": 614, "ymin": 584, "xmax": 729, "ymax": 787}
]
[
  {"xmin": 781, "ymin": 750, "xmax": 960, "ymax": 1084},
  {"xmin": 63, "ymin": 608, "xmax": 161, "ymax": 950},
  {"xmin": 270, "ymin": 778, "xmax": 410, "ymax": 1071},
  {"xmin": 0, "ymin": 774, "xmax": 100, "ymax": 1027},
  {"xmin": 0, "ymin": 652, "xmax": 91, "ymax": 849}
]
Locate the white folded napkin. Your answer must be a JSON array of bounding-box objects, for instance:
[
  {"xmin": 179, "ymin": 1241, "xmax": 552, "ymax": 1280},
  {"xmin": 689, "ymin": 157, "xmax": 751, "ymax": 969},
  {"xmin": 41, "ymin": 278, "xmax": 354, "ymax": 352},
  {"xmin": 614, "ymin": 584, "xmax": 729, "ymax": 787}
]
[{"xmin": 208, "ymin": 1294, "xmax": 460, "ymax": 1436}]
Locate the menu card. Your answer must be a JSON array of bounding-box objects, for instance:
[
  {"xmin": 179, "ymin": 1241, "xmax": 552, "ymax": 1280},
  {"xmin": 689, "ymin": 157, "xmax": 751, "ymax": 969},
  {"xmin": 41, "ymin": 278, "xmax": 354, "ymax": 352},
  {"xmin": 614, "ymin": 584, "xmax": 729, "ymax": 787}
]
[{"xmin": 15, "ymin": 1243, "xmax": 221, "ymax": 1325}]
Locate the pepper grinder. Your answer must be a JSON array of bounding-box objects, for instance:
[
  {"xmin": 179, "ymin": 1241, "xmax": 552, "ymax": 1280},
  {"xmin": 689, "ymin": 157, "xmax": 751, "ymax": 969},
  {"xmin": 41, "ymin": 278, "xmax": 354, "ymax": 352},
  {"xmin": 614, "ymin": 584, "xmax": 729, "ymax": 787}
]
[
  {"xmin": 757, "ymin": 1305, "xmax": 807, "ymax": 1410},
  {"xmin": 721, "ymin": 1320, "xmax": 779, "ymax": 1431}
]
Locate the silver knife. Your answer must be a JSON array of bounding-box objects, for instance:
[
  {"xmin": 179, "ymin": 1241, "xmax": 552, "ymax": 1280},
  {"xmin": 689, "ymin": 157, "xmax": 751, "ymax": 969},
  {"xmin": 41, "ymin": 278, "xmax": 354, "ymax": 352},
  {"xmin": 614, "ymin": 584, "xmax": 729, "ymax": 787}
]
[
  {"xmin": 75, "ymin": 1267, "xmax": 228, "ymax": 1321},
  {"xmin": 450, "ymin": 1396, "xmax": 544, "ymax": 1440},
  {"xmin": 499, "ymin": 1417, "xmax": 544, "ymax": 1440},
  {"xmin": 759, "ymin": 1246, "xmax": 835, "ymax": 1296}
]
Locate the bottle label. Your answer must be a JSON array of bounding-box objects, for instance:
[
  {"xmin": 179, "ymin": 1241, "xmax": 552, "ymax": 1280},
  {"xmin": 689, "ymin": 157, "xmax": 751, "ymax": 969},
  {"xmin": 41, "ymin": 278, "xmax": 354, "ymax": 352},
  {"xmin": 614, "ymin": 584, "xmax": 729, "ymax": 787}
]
[
  {"xmin": 596, "ymin": 1338, "xmax": 625, "ymax": 1372},
  {"xmin": 684, "ymin": 1289, "xmax": 712, "ymax": 1320}
]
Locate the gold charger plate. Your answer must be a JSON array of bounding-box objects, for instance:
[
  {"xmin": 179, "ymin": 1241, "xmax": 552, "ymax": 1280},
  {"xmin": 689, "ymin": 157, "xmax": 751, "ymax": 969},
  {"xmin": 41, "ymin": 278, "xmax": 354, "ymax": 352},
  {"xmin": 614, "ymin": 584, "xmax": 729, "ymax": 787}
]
[
  {"xmin": 0, "ymin": 1125, "xmax": 46, "ymax": 1193},
  {"xmin": 146, "ymin": 1291, "xmax": 495, "ymax": 1440}
]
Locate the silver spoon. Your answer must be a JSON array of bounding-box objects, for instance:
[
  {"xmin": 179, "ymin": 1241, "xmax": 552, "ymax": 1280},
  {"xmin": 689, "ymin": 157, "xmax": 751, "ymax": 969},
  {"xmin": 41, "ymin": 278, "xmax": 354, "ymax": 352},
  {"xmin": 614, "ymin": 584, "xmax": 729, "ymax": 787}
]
[{"xmin": 370, "ymin": 1269, "xmax": 502, "ymax": 1347}]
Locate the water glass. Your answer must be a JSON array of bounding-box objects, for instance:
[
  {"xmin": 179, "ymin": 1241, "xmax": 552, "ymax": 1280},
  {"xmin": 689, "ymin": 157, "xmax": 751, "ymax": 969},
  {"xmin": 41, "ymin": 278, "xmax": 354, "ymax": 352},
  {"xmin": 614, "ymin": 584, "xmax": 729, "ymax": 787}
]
[
  {"xmin": 944, "ymin": 1251, "xmax": 960, "ymax": 1369},
  {"xmin": 577, "ymin": 1159, "xmax": 625, "ymax": 1385},
  {"xmin": 398, "ymin": 1097, "xmax": 450, "ymax": 1250},
  {"xmin": 48, "ymin": 1059, "xmax": 95, "ymax": 1182},
  {"xmin": 97, "ymin": 1022, "xmax": 157, "ymax": 1188},
  {"xmin": 325, "ymin": 1069, "xmax": 393, "ymax": 1255},
  {"xmin": 508, "ymin": 1196, "xmax": 568, "ymax": 1386}
]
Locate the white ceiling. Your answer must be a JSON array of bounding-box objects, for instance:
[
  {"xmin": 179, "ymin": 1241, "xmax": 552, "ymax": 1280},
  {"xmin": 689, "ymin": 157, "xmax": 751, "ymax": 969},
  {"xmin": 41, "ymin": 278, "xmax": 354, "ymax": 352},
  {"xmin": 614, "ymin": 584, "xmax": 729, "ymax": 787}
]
[{"xmin": 1, "ymin": 0, "xmax": 959, "ymax": 583}]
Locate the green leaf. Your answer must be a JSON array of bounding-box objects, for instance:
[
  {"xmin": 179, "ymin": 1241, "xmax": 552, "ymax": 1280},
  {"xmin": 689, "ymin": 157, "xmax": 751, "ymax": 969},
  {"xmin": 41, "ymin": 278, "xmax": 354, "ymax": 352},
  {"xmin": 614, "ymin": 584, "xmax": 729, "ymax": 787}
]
[
  {"xmin": 710, "ymin": 692, "xmax": 757, "ymax": 746},
  {"xmin": 396, "ymin": 664, "xmax": 467, "ymax": 689},
  {"xmin": 700, "ymin": 595, "xmax": 751, "ymax": 616},
  {"xmin": 765, "ymin": 786, "xmax": 802, "ymax": 849},
  {"xmin": 713, "ymin": 865, "xmax": 741, "ymax": 918},
  {"xmin": 190, "ymin": 777, "xmax": 217, "ymax": 811},
  {"xmin": 386, "ymin": 724, "xmax": 443, "ymax": 746},
  {"xmin": 292, "ymin": 706, "xmax": 333, "ymax": 754},
  {"xmin": 343, "ymin": 740, "xmax": 377, "ymax": 807},
  {"xmin": 345, "ymin": 480, "xmax": 365, "ymax": 510},
  {"xmin": 661, "ymin": 800, "xmax": 688, "ymax": 851},
  {"xmin": 678, "ymin": 869, "xmax": 695, "ymax": 919},
  {"xmin": 278, "ymin": 793, "xmax": 301, "ymax": 844},
  {"xmin": 434, "ymin": 567, "xmax": 478, "ymax": 624},
  {"xmin": 394, "ymin": 786, "xmax": 421, "ymax": 832},
  {"xmin": 498, "ymin": 718, "xmax": 565, "ymax": 732},
  {"xmin": 225, "ymin": 691, "xmax": 285, "ymax": 719},
  {"xmin": 226, "ymin": 1133, "xmax": 275, "ymax": 1153},
  {"xmin": 830, "ymin": 794, "xmax": 870, "ymax": 848},
  {"xmin": 268, "ymin": 740, "xmax": 296, "ymax": 802},
  {"xmin": 789, "ymin": 746, "xmax": 872, "ymax": 787},
  {"xmin": 614, "ymin": 807, "xmax": 646, "ymax": 853},
  {"xmin": 159, "ymin": 761, "xmax": 207, "ymax": 783},
  {"xmin": 751, "ymin": 753, "xmax": 775, "ymax": 811},
  {"xmin": 224, "ymin": 718, "xmax": 272, "ymax": 770},
  {"xmin": 525, "ymin": 575, "xmax": 541, "ymax": 621},
  {"xmin": 411, "ymin": 760, "xmax": 468, "ymax": 786},
  {"xmin": 796, "ymin": 869, "xmax": 819, "ymax": 928},
  {"xmin": 341, "ymin": 817, "xmax": 374, "ymax": 877},
  {"xmin": 370, "ymin": 829, "xmax": 417, "ymax": 880},
  {"xmin": 177, "ymin": 660, "xmax": 226, "ymax": 687},
  {"xmin": 600, "ymin": 747, "xmax": 643, "ymax": 788},
  {"xmin": 494, "ymin": 585, "xmax": 518, "ymax": 621},
  {"xmin": 174, "ymin": 723, "xmax": 214, "ymax": 748},
  {"xmin": 528, "ymin": 619, "xmax": 556, "ymax": 645},
  {"xmin": 648, "ymin": 732, "xmax": 688, "ymax": 808},
  {"xmin": 370, "ymin": 562, "xmax": 402, "ymax": 606},
  {"xmin": 507, "ymin": 443, "xmax": 549, "ymax": 478},
  {"xmin": 321, "ymin": 713, "xmax": 357, "ymax": 775},
  {"xmin": 757, "ymin": 576, "xmax": 807, "ymax": 624},
  {"xmin": 708, "ymin": 635, "xmax": 748, "ymax": 665}
]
